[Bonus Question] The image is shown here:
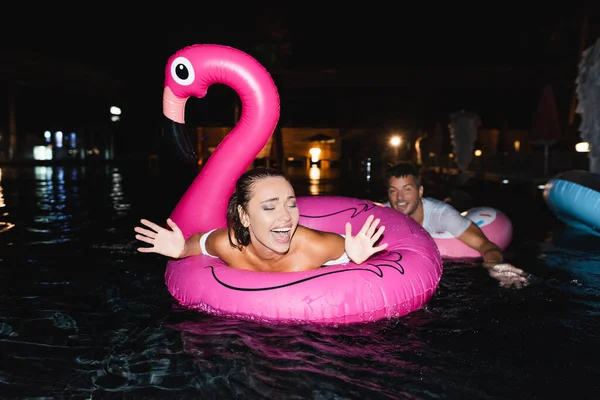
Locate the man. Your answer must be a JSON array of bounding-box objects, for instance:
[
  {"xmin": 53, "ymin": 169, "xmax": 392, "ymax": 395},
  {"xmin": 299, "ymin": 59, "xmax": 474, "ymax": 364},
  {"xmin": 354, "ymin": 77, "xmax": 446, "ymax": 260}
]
[{"xmin": 383, "ymin": 162, "xmax": 528, "ymax": 287}]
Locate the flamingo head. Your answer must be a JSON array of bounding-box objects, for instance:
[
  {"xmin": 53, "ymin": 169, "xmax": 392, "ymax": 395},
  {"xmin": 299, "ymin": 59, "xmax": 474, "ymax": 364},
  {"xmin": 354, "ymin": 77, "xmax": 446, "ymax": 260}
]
[
  {"xmin": 162, "ymin": 44, "xmax": 229, "ymax": 163},
  {"xmin": 164, "ymin": 45, "xmax": 220, "ymax": 122}
]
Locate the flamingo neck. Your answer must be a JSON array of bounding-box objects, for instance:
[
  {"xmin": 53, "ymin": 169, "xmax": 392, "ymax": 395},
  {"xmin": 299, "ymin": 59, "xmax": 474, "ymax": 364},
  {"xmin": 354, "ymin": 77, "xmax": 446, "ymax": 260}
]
[{"xmin": 169, "ymin": 54, "xmax": 280, "ymax": 238}]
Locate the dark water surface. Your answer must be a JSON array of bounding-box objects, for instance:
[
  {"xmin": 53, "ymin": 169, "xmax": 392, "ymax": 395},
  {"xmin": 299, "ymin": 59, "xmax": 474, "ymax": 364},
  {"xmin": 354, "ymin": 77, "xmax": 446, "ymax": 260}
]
[{"xmin": 0, "ymin": 164, "xmax": 598, "ymax": 399}]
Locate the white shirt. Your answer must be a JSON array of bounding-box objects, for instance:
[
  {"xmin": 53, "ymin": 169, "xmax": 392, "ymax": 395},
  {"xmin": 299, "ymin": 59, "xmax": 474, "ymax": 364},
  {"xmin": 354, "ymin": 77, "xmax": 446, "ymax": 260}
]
[{"xmin": 383, "ymin": 197, "xmax": 471, "ymax": 237}]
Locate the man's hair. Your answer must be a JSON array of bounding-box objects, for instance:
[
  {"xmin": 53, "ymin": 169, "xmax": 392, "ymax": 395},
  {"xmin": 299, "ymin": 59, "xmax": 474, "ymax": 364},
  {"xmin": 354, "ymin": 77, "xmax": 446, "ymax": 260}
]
[{"xmin": 385, "ymin": 162, "xmax": 421, "ymax": 187}]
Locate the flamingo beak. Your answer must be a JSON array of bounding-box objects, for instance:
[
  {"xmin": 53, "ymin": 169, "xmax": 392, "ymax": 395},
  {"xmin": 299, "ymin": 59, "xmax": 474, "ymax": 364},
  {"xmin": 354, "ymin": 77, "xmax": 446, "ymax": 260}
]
[{"xmin": 162, "ymin": 117, "xmax": 198, "ymax": 164}]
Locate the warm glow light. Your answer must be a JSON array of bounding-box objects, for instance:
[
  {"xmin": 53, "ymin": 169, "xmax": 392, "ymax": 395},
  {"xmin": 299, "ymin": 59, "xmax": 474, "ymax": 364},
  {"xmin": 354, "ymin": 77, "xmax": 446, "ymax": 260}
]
[
  {"xmin": 474, "ymin": 149, "xmax": 482, "ymax": 157},
  {"xmin": 390, "ymin": 136, "xmax": 401, "ymax": 147},
  {"xmin": 309, "ymin": 147, "xmax": 321, "ymax": 163},
  {"xmin": 514, "ymin": 140, "xmax": 521, "ymax": 152},
  {"xmin": 309, "ymin": 165, "xmax": 320, "ymax": 180},
  {"xmin": 575, "ymin": 142, "xmax": 590, "ymax": 152},
  {"xmin": 309, "ymin": 165, "xmax": 321, "ymax": 195}
]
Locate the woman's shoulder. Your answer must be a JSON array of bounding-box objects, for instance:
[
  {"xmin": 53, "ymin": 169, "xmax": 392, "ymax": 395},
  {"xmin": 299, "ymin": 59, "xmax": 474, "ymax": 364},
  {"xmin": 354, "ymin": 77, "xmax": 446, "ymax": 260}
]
[
  {"xmin": 206, "ymin": 228, "xmax": 237, "ymax": 253},
  {"xmin": 297, "ymin": 225, "xmax": 342, "ymax": 240},
  {"xmin": 296, "ymin": 225, "xmax": 344, "ymax": 256}
]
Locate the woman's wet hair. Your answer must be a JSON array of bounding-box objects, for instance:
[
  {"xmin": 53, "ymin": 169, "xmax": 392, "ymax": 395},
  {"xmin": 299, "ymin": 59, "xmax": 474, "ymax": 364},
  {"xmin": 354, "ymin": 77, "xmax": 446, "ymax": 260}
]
[
  {"xmin": 385, "ymin": 162, "xmax": 421, "ymax": 187},
  {"xmin": 227, "ymin": 167, "xmax": 288, "ymax": 250}
]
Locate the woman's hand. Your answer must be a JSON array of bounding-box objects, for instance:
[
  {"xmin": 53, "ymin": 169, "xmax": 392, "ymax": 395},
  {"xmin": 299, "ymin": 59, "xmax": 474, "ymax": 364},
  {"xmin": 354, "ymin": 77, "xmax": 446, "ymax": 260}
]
[
  {"xmin": 344, "ymin": 215, "xmax": 388, "ymax": 264},
  {"xmin": 134, "ymin": 218, "xmax": 185, "ymax": 258}
]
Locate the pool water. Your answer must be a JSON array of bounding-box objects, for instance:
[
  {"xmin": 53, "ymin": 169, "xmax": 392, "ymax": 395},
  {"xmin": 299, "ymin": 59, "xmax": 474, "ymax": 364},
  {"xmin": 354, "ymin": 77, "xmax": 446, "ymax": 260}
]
[{"xmin": 0, "ymin": 164, "xmax": 598, "ymax": 399}]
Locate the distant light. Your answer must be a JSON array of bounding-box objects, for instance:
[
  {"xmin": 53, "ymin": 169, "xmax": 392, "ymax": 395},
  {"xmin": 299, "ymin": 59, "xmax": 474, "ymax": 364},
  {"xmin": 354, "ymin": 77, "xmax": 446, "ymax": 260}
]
[
  {"xmin": 309, "ymin": 147, "xmax": 321, "ymax": 163},
  {"xmin": 33, "ymin": 145, "xmax": 52, "ymax": 160},
  {"xmin": 44, "ymin": 130, "xmax": 51, "ymax": 143},
  {"xmin": 502, "ymin": 179, "xmax": 509, "ymax": 184},
  {"xmin": 111, "ymin": 115, "xmax": 120, "ymax": 122},
  {"xmin": 514, "ymin": 140, "xmax": 521, "ymax": 152},
  {"xmin": 537, "ymin": 184, "xmax": 546, "ymax": 190},
  {"xmin": 575, "ymin": 142, "xmax": 590, "ymax": 152},
  {"xmin": 55, "ymin": 131, "xmax": 63, "ymax": 148},
  {"xmin": 110, "ymin": 106, "xmax": 121, "ymax": 115},
  {"xmin": 474, "ymin": 149, "xmax": 482, "ymax": 157},
  {"xmin": 390, "ymin": 136, "xmax": 401, "ymax": 147}
]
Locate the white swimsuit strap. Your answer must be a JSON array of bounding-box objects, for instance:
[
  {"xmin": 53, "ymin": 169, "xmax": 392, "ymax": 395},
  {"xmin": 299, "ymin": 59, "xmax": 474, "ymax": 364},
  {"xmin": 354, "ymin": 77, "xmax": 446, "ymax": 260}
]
[{"xmin": 199, "ymin": 229, "xmax": 218, "ymax": 258}]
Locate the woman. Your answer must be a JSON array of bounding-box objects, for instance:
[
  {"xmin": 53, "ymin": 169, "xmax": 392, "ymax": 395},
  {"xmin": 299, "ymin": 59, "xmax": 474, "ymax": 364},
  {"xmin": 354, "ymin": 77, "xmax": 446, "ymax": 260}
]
[{"xmin": 135, "ymin": 168, "xmax": 388, "ymax": 272}]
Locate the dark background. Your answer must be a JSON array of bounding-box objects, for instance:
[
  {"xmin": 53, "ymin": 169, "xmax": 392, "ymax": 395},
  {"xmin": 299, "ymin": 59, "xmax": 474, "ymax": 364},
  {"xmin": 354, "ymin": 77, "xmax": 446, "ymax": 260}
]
[{"xmin": 2, "ymin": 5, "xmax": 599, "ymax": 157}]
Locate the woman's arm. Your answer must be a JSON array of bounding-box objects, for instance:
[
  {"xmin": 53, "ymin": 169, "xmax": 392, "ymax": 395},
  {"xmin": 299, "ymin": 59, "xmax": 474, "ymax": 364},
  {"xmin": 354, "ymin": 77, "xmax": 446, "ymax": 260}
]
[{"xmin": 134, "ymin": 218, "xmax": 203, "ymax": 259}]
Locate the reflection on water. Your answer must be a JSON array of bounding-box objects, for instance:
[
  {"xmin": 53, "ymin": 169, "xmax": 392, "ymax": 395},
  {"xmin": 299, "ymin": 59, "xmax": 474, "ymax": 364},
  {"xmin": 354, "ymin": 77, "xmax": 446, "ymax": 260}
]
[
  {"xmin": 287, "ymin": 164, "xmax": 349, "ymax": 197},
  {"xmin": 110, "ymin": 167, "xmax": 131, "ymax": 215},
  {"xmin": 309, "ymin": 165, "xmax": 320, "ymax": 195},
  {"xmin": 167, "ymin": 313, "xmax": 430, "ymax": 399},
  {"xmin": 0, "ymin": 165, "xmax": 599, "ymax": 399},
  {"xmin": 0, "ymin": 168, "xmax": 15, "ymax": 233}
]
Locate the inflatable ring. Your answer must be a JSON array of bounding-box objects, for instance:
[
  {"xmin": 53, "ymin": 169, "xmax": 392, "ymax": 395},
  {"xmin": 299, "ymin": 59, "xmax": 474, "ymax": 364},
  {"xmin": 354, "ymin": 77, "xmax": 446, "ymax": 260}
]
[
  {"xmin": 430, "ymin": 206, "xmax": 513, "ymax": 258},
  {"xmin": 544, "ymin": 170, "xmax": 600, "ymax": 237},
  {"xmin": 166, "ymin": 197, "xmax": 442, "ymax": 323},
  {"xmin": 161, "ymin": 44, "xmax": 443, "ymax": 323}
]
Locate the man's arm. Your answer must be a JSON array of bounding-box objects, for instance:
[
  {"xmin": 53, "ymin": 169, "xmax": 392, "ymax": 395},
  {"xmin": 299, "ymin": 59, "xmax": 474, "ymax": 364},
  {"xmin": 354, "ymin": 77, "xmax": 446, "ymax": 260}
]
[{"xmin": 456, "ymin": 223, "xmax": 503, "ymax": 267}]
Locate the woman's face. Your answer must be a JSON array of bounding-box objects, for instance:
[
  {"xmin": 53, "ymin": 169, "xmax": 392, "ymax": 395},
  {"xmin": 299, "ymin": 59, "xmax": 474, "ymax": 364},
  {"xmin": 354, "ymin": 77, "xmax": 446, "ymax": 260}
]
[{"xmin": 239, "ymin": 176, "xmax": 299, "ymax": 254}]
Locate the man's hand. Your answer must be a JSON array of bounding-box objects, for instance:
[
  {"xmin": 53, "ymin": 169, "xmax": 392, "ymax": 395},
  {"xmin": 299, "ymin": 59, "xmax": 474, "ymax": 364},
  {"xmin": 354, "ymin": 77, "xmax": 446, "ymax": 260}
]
[{"xmin": 486, "ymin": 263, "xmax": 530, "ymax": 289}]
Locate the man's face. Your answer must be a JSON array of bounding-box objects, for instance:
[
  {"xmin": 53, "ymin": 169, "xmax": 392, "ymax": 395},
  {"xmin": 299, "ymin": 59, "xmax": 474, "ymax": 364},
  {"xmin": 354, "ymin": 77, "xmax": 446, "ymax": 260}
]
[{"xmin": 387, "ymin": 175, "xmax": 423, "ymax": 216}]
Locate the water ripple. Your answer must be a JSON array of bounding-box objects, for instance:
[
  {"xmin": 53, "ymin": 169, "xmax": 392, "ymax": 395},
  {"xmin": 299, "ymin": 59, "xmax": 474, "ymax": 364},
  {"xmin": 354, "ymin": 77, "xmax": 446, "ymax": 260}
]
[{"xmin": 0, "ymin": 165, "xmax": 599, "ymax": 399}]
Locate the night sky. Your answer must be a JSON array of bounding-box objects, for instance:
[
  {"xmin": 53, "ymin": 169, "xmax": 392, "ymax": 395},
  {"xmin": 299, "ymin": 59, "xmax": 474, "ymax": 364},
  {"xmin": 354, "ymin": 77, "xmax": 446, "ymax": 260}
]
[
  {"xmin": 3, "ymin": 5, "xmax": 600, "ymax": 139},
  {"xmin": 6, "ymin": 7, "xmax": 592, "ymax": 71}
]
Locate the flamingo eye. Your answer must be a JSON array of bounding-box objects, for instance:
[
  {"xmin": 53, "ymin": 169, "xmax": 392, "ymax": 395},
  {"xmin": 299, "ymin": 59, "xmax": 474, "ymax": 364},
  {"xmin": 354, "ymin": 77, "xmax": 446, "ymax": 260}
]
[{"xmin": 171, "ymin": 57, "xmax": 195, "ymax": 86}]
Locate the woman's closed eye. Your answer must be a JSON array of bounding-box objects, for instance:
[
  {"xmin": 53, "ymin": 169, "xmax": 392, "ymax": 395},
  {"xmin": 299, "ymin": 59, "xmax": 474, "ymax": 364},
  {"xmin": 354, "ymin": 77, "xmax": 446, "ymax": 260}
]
[{"xmin": 262, "ymin": 203, "xmax": 297, "ymax": 211}]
